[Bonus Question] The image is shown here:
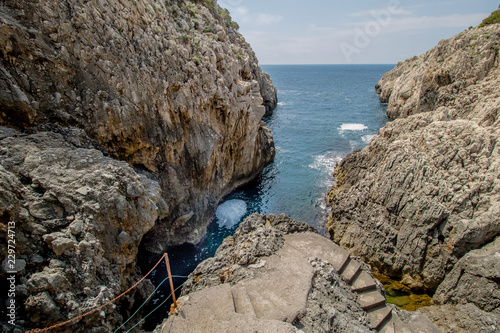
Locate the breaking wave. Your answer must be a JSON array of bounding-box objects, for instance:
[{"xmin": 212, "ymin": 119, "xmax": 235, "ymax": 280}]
[
  {"xmin": 339, "ymin": 123, "xmax": 368, "ymax": 133},
  {"xmin": 215, "ymin": 200, "xmax": 247, "ymax": 229}
]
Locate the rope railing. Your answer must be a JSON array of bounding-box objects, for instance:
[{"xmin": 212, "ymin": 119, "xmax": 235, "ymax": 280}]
[
  {"xmin": 121, "ymin": 281, "xmax": 187, "ymax": 333},
  {"xmin": 25, "ymin": 253, "xmax": 181, "ymax": 333}
]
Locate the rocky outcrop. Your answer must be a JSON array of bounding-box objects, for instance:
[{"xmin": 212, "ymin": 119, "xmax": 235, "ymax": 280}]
[
  {"xmin": 0, "ymin": 0, "xmax": 276, "ymax": 331},
  {"xmin": 0, "ymin": 0, "xmax": 277, "ymax": 251},
  {"xmin": 433, "ymin": 236, "xmax": 500, "ymax": 312},
  {"xmin": 327, "ymin": 23, "xmax": 500, "ymax": 331},
  {"xmin": 375, "ymin": 25, "xmax": 498, "ymax": 120},
  {"xmin": 328, "ymin": 24, "xmax": 500, "ymax": 287},
  {"xmin": 419, "ymin": 304, "xmax": 500, "ymax": 333},
  {"xmin": 0, "ymin": 127, "xmax": 161, "ymax": 332},
  {"xmin": 419, "ymin": 236, "xmax": 500, "ymax": 332},
  {"xmin": 155, "ymin": 213, "xmax": 440, "ymax": 333}
]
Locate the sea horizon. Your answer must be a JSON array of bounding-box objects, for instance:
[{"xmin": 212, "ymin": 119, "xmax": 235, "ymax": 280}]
[{"xmin": 260, "ymin": 63, "xmax": 397, "ymax": 66}]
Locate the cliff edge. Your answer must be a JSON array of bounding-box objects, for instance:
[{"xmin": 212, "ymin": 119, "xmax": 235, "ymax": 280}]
[
  {"xmin": 327, "ymin": 24, "xmax": 500, "ymax": 331},
  {"xmin": 0, "ymin": 0, "xmax": 276, "ymax": 331}
]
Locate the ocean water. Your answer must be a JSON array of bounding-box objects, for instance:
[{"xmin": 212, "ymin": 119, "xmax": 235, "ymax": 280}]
[{"xmin": 141, "ymin": 64, "xmax": 394, "ymax": 330}]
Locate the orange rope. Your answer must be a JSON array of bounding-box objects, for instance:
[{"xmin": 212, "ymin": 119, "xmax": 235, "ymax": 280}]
[
  {"xmin": 26, "ymin": 253, "xmax": 167, "ymax": 333},
  {"xmin": 164, "ymin": 254, "xmax": 177, "ymax": 313}
]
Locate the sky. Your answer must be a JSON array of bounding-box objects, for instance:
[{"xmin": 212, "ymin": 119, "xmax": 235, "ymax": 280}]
[{"xmin": 218, "ymin": 0, "xmax": 500, "ymax": 64}]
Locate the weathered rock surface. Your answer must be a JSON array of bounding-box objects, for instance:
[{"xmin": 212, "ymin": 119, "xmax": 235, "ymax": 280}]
[
  {"xmin": 156, "ymin": 213, "xmax": 439, "ymax": 332},
  {"xmin": 0, "ymin": 0, "xmax": 277, "ymax": 250},
  {"xmin": 328, "ymin": 24, "xmax": 500, "ymax": 331},
  {"xmin": 0, "ymin": 0, "xmax": 276, "ymax": 331},
  {"xmin": 375, "ymin": 25, "xmax": 499, "ymax": 120},
  {"xmin": 420, "ymin": 304, "xmax": 500, "ymax": 333},
  {"xmin": 0, "ymin": 127, "xmax": 161, "ymax": 332},
  {"xmin": 433, "ymin": 236, "xmax": 500, "ymax": 313}
]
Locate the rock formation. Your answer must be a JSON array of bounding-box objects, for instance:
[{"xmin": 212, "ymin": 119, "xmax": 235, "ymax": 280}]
[
  {"xmin": 0, "ymin": 0, "xmax": 276, "ymax": 331},
  {"xmin": 0, "ymin": 0, "xmax": 277, "ymax": 250},
  {"xmin": 0, "ymin": 127, "xmax": 161, "ymax": 332},
  {"xmin": 327, "ymin": 24, "xmax": 500, "ymax": 331},
  {"xmin": 156, "ymin": 213, "xmax": 441, "ymax": 333}
]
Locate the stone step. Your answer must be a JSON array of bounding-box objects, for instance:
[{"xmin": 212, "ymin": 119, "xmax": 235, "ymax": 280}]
[
  {"xmin": 366, "ymin": 305, "xmax": 392, "ymax": 330},
  {"xmin": 358, "ymin": 289, "xmax": 386, "ymax": 311},
  {"xmin": 231, "ymin": 287, "xmax": 256, "ymax": 317},
  {"xmin": 239, "ymin": 240, "xmax": 314, "ymax": 323},
  {"xmin": 379, "ymin": 318, "xmax": 396, "ymax": 333},
  {"xmin": 380, "ymin": 309, "xmax": 416, "ymax": 333},
  {"xmin": 340, "ymin": 257, "xmax": 361, "ymax": 284},
  {"xmin": 283, "ymin": 232, "xmax": 350, "ymax": 272},
  {"xmin": 351, "ymin": 271, "xmax": 377, "ymax": 292}
]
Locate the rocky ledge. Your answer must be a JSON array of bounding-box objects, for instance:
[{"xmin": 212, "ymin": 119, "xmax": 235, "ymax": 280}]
[
  {"xmin": 155, "ymin": 213, "xmax": 440, "ymax": 333},
  {"xmin": 327, "ymin": 24, "xmax": 500, "ymax": 331}
]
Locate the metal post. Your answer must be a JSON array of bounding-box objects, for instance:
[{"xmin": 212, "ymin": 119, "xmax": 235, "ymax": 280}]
[{"xmin": 164, "ymin": 253, "xmax": 178, "ymax": 313}]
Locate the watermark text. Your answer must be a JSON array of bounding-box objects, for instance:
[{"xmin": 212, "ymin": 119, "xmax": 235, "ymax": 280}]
[{"xmin": 5, "ymin": 221, "xmax": 17, "ymax": 326}]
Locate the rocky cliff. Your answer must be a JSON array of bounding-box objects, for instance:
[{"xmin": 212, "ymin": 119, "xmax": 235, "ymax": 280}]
[
  {"xmin": 0, "ymin": 0, "xmax": 277, "ymax": 249},
  {"xmin": 0, "ymin": 0, "xmax": 276, "ymax": 331},
  {"xmin": 327, "ymin": 24, "xmax": 500, "ymax": 331},
  {"xmin": 155, "ymin": 213, "xmax": 440, "ymax": 333}
]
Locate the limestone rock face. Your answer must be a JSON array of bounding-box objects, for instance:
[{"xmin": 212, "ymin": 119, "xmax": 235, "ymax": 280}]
[
  {"xmin": 0, "ymin": 0, "xmax": 276, "ymax": 331},
  {"xmin": 0, "ymin": 0, "xmax": 277, "ymax": 250},
  {"xmin": 181, "ymin": 213, "xmax": 317, "ymax": 294},
  {"xmin": 327, "ymin": 23, "xmax": 500, "ymax": 304},
  {"xmin": 433, "ymin": 236, "xmax": 500, "ymax": 313},
  {"xmin": 0, "ymin": 127, "xmax": 161, "ymax": 332},
  {"xmin": 375, "ymin": 25, "xmax": 499, "ymax": 120},
  {"xmin": 419, "ymin": 304, "xmax": 500, "ymax": 333}
]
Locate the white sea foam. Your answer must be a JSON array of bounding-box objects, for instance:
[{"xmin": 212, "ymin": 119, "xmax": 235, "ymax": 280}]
[
  {"xmin": 339, "ymin": 123, "xmax": 368, "ymax": 132},
  {"xmin": 215, "ymin": 200, "xmax": 247, "ymax": 229},
  {"xmin": 362, "ymin": 134, "xmax": 375, "ymax": 143},
  {"xmin": 308, "ymin": 151, "xmax": 344, "ymax": 173}
]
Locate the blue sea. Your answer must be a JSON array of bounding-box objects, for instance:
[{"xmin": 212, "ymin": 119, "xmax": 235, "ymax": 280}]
[{"xmin": 141, "ymin": 64, "xmax": 394, "ymax": 330}]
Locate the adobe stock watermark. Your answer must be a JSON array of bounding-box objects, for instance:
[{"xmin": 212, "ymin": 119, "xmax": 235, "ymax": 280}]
[
  {"xmin": 5, "ymin": 221, "xmax": 17, "ymax": 327},
  {"xmin": 340, "ymin": 0, "xmax": 405, "ymax": 63}
]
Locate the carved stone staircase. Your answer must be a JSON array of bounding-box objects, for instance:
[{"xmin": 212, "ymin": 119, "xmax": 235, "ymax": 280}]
[{"xmin": 158, "ymin": 232, "xmax": 440, "ymax": 333}]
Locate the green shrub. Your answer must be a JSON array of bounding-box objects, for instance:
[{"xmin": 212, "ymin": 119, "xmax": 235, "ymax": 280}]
[
  {"xmin": 478, "ymin": 8, "xmax": 500, "ymax": 28},
  {"xmin": 203, "ymin": 26, "xmax": 215, "ymax": 33},
  {"xmin": 217, "ymin": 8, "xmax": 232, "ymax": 23},
  {"xmin": 229, "ymin": 21, "xmax": 239, "ymax": 30},
  {"xmin": 193, "ymin": 54, "xmax": 202, "ymax": 64},
  {"xmin": 152, "ymin": 2, "xmax": 162, "ymax": 11},
  {"xmin": 203, "ymin": 0, "xmax": 216, "ymax": 9}
]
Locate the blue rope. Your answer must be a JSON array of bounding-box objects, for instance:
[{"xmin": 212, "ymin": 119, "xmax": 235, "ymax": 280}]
[
  {"xmin": 122, "ymin": 281, "xmax": 187, "ymax": 333},
  {"xmin": 114, "ymin": 275, "xmax": 189, "ymax": 332}
]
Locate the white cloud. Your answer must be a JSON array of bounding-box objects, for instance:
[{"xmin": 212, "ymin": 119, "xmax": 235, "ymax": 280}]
[
  {"xmin": 343, "ymin": 13, "xmax": 488, "ymax": 32},
  {"xmin": 231, "ymin": 6, "xmax": 250, "ymax": 22},
  {"xmin": 227, "ymin": 6, "xmax": 283, "ymax": 26},
  {"xmin": 256, "ymin": 13, "xmax": 284, "ymax": 26},
  {"xmin": 350, "ymin": 7, "xmax": 413, "ymax": 18},
  {"xmin": 378, "ymin": 13, "xmax": 488, "ymax": 31},
  {"xmin": 232, "ymin": 6, "xmax": 249, "ymax": 17}
]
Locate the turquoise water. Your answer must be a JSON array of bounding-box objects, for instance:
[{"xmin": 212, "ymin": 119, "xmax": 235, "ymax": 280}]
[{"xmin": 141, "ymin": 64, "xmax": 394, "ymax": 330}]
